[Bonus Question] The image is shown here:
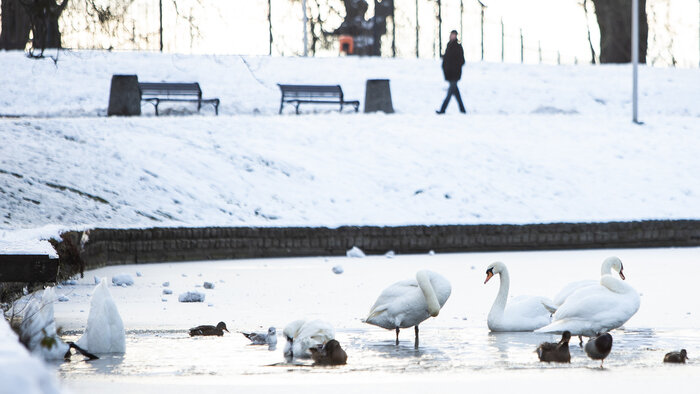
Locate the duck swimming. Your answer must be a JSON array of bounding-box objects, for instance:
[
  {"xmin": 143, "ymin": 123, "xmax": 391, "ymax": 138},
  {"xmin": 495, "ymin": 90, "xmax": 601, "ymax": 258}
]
[
  {"xmin": 537, "ymin": 331, "xmax": 571, "ymax": 363},
  {"xmin": 310, "ymin": 339, "xmax": 348, "ymax": 366},
  {"xmin": 189, "ymin": 321, "xmax": 229, "ymax": 336},
  {"xmin": 664, "ymin": 349, "xmax": 688, "ymax": 363}
]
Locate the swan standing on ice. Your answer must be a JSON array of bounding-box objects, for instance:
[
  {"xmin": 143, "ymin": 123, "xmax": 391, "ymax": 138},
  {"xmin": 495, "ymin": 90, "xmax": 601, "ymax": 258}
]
[
  {"xmin": 548, "ymin": 256, "xmax": 626, "ymax": 310},
  {"xmin": 283, "ymin": 319, "xmax": 335, "ymax": 359},
  {"xmin": 535, "ymin": 265, "xmax": 640, "ymax": 337},
  {"xmin": 483, "ymin": 262, "xmax": 553, "ymax": 332},
  {"xmin": 364, "ymin": 270, "xmax": 451, "ymax": 348}
]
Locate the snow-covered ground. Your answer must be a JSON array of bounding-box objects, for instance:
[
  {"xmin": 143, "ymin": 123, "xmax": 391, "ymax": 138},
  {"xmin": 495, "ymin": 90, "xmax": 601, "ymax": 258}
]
[
  {"xmin": 15, "ymin": 247, "xmax": 696, "ymax": 392},
  {"xmin": 1, "ymin": 52, "xmax": 699, "ymax": 239}
]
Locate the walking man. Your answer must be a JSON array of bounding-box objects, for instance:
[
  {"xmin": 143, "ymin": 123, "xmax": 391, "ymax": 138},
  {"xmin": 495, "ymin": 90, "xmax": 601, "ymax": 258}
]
[{"xmin": 437, "ymin": 30, "xmax": 466, "ymax": 114}]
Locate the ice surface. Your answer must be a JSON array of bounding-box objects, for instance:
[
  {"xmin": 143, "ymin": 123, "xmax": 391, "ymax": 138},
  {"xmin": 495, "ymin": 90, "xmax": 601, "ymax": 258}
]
[
  {"xmin": 346, "ymin": 246, "xmax": 366, "ymax": 258},
  {"xmin": 76, "ymin": 279, "xmax": 126, "ymax": 354},
  {"xmin": 111, "ymin": 274, "xmax": 134, "ymax": 286},
  {"xmin": 178, "ymin": 291, "xmax": 205, "ymax": 303}
]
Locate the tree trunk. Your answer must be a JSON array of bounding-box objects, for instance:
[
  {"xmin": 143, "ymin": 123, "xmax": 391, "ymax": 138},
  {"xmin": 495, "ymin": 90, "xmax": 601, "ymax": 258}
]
[
  {"xmin": 0, "ymin": 0, "xmax": 32, "ymax": 50},
  {"xmin": 591, "ymin": 0, "xmax": 647, "ymax": 63}
]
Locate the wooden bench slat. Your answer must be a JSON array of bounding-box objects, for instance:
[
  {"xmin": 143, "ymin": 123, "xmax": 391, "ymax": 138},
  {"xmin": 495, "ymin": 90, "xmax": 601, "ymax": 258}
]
[
  {"xmin": 138, "ymin": 82, "xmax": 219, "ymax": 116},
  {"xmin": 278, "ymin": 84, "xmax": 359, "ymax": 115}
]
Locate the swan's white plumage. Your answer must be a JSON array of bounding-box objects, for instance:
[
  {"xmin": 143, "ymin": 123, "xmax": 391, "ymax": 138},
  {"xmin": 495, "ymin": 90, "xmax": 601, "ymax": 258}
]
[
  {"xmin": 19, "ymin": 287, "xmax": 69, "ymax": 360},
  {"xmin": 536, "ymin": 274, "xmax": 640, "ymax": 337},
  {"xmin": 365, "ymin": 270, "xmax": 451, "ymax": 330},
  {"xmin": 76, "ymin": 278, "xmax": 126, "ymax": 354},
  {"xmin": 551, "ymin": 256, "xmax": 625, "ymax": 307},
  {"xmin": 283, "ymin": 319, "xmax": 334, "ymax": 359},
  {"xmin": 484, "ymin": 262, "xmax": 552, "ymax": 332}
]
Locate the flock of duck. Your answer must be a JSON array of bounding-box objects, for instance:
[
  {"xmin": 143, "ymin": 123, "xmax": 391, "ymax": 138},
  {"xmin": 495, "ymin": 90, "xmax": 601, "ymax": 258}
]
[{"xmin": 188, "ymin": 256, "xmax": 689, "ymax": 367}]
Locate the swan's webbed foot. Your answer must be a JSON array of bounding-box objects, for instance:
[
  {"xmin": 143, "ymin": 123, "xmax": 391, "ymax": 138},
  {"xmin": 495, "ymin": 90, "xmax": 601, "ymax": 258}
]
[
  {"xmin": 414, "ymin": 325, "xmax": 419, "ymax": 349},
  {"xmin": 395, "ymin": 327, "xmax": 400, "ymax": 346},
  {"xmin": 579, "ymin": 335, "xmax": 583, "ymax": 347}
]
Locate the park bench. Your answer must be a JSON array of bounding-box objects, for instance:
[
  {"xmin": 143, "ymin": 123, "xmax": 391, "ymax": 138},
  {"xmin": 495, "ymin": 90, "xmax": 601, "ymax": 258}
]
[
  {"xmin": 278, "ymin": 84, "xmax": 359, "ymax": 114},
  {"xmin": 139, "ymin": 82, "xmax": 220, "ymax": 116},
  {"xmin": 0, "ymin": 254, "xmax": 58, "ymax": 282}
]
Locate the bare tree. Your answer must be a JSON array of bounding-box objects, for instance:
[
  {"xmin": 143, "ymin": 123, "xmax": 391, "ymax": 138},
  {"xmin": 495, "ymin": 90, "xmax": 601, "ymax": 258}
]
[
  {"xmin": 591, "ymin": 0, "xmax": 648, "ymax": 63},
  {"xmin": 581, "ymin": 0, "xmax": 597, "ymax": 64},
  {"xmin": 0, "ymin": 0, "xmax": 32, "ymax": 50}
]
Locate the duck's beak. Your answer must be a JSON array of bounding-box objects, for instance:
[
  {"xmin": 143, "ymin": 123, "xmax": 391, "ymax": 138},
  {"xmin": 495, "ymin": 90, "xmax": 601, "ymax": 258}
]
[
  {"xmin": 484, "ymin": 271, "xmax": 494, "ymax": 284},
  {"xmin": 619, "ymin": 270, "xmax": 625, "ymax": 280},
  {"xmin": 224, "ymin": 328, "xmax": 230, "ymax": 332}
]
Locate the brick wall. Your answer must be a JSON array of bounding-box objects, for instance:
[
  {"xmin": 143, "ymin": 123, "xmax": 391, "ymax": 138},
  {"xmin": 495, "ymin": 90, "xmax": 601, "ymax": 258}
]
[{"xmin": 71, "ymin": 220, "xmax": 700, "ymax": 269}]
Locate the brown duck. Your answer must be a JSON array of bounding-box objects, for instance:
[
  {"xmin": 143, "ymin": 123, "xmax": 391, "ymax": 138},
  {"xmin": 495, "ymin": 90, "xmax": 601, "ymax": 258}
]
[
  {"xmin": 189, "ymin": 321, "xmax": 229, "ymax": 336},
  {"xmin": 537, "ymin": 331, "xmax": 571, "ymax": 363},
  {"xmin": 664, "ymin": 349, "xmax": 688, "ymax": 363},
  {"xmin": 309, "ymin": 339, "xmax": 348, "ymax": 366}
]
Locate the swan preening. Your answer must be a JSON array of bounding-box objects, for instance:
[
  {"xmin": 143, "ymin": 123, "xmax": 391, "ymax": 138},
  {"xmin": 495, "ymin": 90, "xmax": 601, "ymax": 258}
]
[
  {"xmin": 76, "ymin": 279, "xmax": 126, "ymax": 354},
  {"xmin": 536, "ymin": 256, "xmax": 640, "ymax": 337},
  {"xmin": 484, "ymin": 262, "xmax": 553, "ymax": 332},
  {"xmin": 283, "ymin": 319, "xmax": 335, "ymax": 359},
  {"xmin": 365, "ymin": 270, "xmax": 451, "ymax": 348}
]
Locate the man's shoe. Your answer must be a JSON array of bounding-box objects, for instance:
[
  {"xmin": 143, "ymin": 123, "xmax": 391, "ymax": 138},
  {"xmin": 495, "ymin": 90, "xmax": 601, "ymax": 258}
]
[{"xmin": 436, "ymin": 110, "xmax": 445, "ymax": 114}]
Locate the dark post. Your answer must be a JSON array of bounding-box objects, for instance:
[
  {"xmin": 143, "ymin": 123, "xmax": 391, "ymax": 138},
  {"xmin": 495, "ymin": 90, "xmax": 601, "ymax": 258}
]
[
  {"xmin": 159, "ymin": 0, "xmax": 163, "ymax": 52},
  {"xmin": 479, "ymin": 1, "xmax": 486, "ymax": 61},
  {"xmin": 437, "ymin": 0, "xmax": 442, "ymax": 57},
  {"xmin": 459, "ymin": 0, "xmax": 463, "ymax": 40},
  {"xmin": 268, "ymin": 0, "xmax": 273, "ymax": 56},
  {"xmin": 364, "ymin": 79, "xmax": 394, "ymax": 113},
  {"xmin": 501, "ymin": 18, "xmax": 504, "ymax": 62},
  {"xmin": 520, "ymin": 28, "xmax": 524, "ymax": 63},
  {"xmin": 108, "ymin": 75, "xmax": 141, "ymax": 116},
  {"xmin": 392, "ymin": 1, "xmax": 396, "ymax": 57},
  {"xmin": 415, "ymin": 0, "xmax": 419, "ymax": 58}
]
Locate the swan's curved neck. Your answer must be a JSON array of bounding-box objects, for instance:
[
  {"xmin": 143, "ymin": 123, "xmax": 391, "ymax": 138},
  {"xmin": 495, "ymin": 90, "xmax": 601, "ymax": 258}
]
[
  {"xmin": 600, "ymin": 260, "xmax": 614, "ymax": 276},
  {"xmin": 416, "ymin": 271, "xmax": 441, "ymax": 317},
  {"xmin": 489, "ymin": 268, "xmax": 510, "ymax": 318},
  {"xmin": 600, "ymin": 275, "xmax": 629, "ymax": 294}
]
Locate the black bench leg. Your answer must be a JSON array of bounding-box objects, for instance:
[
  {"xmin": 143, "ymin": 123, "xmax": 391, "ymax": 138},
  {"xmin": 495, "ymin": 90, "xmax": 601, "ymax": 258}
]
[
  {"xmin": 340, "ymin": 103, "xmax": 344, "ymax": 113},
  {"xmin": 279, "ymin": 100, "xmax": 284, "ymax": 114},
  {"xmin": 295, "ymin": 102, "xmax": 300, "ymax": 115},
  {"xmin": 154, "ymin": 100, "xmax": 159, "ymax": 116},
  {"xmin": 354, "ymin": 103, "xmax": 359, "ymax": 112},
  {"xmin": 214, "ymin": 100, "xmax": 219, "ymax": 116}
]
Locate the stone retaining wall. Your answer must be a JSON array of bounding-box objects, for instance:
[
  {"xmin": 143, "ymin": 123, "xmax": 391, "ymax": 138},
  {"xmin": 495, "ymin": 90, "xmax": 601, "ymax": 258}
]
[{"xmin": 72, "ymin": 220, "xmax": 700, "ymax": 269}]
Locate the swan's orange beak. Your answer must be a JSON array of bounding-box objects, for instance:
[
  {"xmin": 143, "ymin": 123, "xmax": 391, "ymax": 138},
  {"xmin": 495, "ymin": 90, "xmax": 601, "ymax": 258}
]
[
  {"xmin": 484, "ymin": 271, "xmax": 494, "ymax": 284},
  {"xmin": 619, "ymin": 270, "xmax": 625, "ymax": 280}
]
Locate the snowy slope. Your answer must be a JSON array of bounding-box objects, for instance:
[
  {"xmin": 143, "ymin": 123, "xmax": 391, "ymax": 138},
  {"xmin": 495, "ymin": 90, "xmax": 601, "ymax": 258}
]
[{"xmin": 0, "ymin": 51, "xmax": 699, "ymax": 237}]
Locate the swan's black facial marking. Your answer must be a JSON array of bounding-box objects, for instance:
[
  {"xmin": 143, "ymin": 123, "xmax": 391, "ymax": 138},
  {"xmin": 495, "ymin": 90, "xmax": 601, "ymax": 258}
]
[
  {"xmin": 484, "ymin": 267, "xmax": 494, "ymax": 284},
  {"xmin": 619, "ymin": 263, "xmax": 625, "ymax": 280}
]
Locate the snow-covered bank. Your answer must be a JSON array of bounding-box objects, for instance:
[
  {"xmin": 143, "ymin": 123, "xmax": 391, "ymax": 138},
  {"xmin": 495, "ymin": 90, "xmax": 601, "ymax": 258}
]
[
  {"xmin": 1, "ymin": 114, "xmax": 699, "ymax": 232},
  {"xmin": 0, "ymin": 316, "xmax": 64, "ymax": 394},
  {"xmin": 0, "ymin": 51, "xmax": 698, "ymax": 117}
]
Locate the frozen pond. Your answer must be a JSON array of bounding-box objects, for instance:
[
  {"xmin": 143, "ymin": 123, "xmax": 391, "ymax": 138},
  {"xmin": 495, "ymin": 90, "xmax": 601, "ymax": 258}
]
[{"xmin": 43, "ymin": 247, "xmax": 699, "ymax": 392}]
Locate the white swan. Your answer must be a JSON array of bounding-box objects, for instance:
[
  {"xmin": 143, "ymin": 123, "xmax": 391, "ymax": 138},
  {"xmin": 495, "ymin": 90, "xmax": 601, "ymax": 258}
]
[
  {"xmin": 364, "ymin": 270, "xmax": 451, "ymax": 348},
  {"xmin": 283, "ymin": 319, "xmax": 334, "ymax": 359},
  {"xmin": 535, "ymin": 270, "xmax": 640, "ymax": 337},
  {"xmin": 76, "ymin": 279, "xmax": 125, "ymax": 354},
  {"xmin": 549, "ymin": 256, "xmax": 626, "ymax": 309},
  {"xmin": 484, "ymin": 262, "xmax": 553, "ymax": 332},
  {"xmin": 19, "ymin": 287, "xmax": 69, "ymax": 360}
]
